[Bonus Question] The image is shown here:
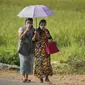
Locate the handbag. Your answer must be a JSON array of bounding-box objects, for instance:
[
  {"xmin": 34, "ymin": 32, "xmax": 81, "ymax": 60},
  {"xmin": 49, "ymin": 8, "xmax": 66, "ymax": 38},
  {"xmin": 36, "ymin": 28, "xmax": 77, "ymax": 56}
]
[{"xmin": 45, "ymin": 41, "xmax": 59, "ymax": 55}]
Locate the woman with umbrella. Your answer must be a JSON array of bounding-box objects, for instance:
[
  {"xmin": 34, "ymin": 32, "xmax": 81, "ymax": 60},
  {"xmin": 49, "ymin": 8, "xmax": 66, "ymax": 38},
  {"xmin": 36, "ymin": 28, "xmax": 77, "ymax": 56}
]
[
  {"xmin": 17, "ymin": 5, "xmax": 55, "ymax": 83},
  {"xmin": 34, "ymin": 19, "xmax": 53, "ymax": 83},
  {"xmin": 18, "ymin": 18, "xmax": 36, "ymax": 82}
]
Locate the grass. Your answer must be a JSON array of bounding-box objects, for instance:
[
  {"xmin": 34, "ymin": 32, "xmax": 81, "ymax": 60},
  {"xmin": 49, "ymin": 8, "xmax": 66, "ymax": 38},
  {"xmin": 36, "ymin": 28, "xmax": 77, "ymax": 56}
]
[{"xmin": 0, "ymin": 0, "xmax": 85, "ymax": 69}]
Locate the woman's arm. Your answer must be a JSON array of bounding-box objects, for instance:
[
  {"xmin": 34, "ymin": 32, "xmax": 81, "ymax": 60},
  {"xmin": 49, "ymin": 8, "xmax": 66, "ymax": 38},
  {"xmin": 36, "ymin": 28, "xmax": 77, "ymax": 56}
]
[
  {"xmin": 32, "ymin": 31, "xmax": 36, "ymax": 41},
  {"xmin": 18, "ymin": 31, "xmax": 27, "ymax": 40},
  {"xmin": 32, "ymin": 31, "xmax": 40, "ymax": 41},
  {"xmin": 18, "ymin": 27, "xmax": 29, "ymax": 40},
  {"xmin": 46, "ymin": 29, "xmax": 53, "ymax": 42}
]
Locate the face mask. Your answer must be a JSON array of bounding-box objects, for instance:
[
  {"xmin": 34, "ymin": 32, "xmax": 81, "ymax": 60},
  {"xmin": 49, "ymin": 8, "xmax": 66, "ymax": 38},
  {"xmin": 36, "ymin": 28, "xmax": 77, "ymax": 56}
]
[
  {"xmin": 26, "ymin": 24, "xmax": 32, "ymax": 27},
  {"xmin": 40, "ymin": 26, "xmax": 45, "ymax": 29}
]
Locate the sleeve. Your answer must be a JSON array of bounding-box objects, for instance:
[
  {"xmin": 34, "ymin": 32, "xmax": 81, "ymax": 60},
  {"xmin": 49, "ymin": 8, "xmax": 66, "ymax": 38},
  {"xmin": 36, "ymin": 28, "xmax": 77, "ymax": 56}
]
[
  {"xmin": 35, "ymin": 29, "xmax": 40, "ymax": 41},
  {"xmin": 46, "ymin": 29, "xmax": 52, "ymax": 39},
  {"xmin": 18, "ymin": 27, "xmax": 23, "ymax": 33}
]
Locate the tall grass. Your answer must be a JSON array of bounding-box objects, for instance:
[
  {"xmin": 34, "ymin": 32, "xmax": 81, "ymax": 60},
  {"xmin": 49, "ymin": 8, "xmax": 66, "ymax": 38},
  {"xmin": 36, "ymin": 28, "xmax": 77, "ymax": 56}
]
[{"xmin": 0, "ymin": 0, "xmax": 85, "ymax": 67}]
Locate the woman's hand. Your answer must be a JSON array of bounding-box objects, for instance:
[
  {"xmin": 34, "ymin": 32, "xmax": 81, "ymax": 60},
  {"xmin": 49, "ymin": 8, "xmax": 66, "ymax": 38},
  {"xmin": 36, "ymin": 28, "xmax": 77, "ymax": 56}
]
[
  {"xmin": 32, "ymin": 31, "xmax": 37, "ymax": 41},
  {"xmin": 48, "ymin": 38, "xmax": 53, "ymax": 42},
  {"xmin": 45, "ymin": 30, "xmax": 50, "ymax": 38},
  {"xmin": 26, "ymin": 26, "xmax": 30, "ymax": 32},
  {"xmin": 18, "ymin": 26, "xmax": 30, "ymax": 40},
  {"xmin": 42, "ymin": 27, "xmax": 46, "ymax": 31}
]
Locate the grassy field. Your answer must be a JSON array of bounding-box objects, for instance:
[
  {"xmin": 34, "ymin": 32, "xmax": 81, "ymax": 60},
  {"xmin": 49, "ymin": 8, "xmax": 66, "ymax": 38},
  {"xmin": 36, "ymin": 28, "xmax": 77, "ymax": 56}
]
[{"xmin": 0, "ymin": 0, "xmax": 85, "ymax": 69}]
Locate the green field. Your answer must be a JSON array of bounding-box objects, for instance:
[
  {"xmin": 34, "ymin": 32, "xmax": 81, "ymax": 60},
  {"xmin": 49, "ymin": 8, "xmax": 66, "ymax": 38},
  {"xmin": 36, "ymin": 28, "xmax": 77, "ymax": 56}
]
[{"xmin": 0, "ymin": 0, "xmax": 85, "ymax": 68}]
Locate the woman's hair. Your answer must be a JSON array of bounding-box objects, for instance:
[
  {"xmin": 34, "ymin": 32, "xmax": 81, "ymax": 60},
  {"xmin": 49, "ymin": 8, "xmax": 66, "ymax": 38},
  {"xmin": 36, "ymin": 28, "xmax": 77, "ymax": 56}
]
[
  {"xmin": 39, "ymin": 19, "xmax": 47, "ymax": 25},
  {"xmin": 25, "ymin": 18, "xmax": 33, "ymax": 23}
]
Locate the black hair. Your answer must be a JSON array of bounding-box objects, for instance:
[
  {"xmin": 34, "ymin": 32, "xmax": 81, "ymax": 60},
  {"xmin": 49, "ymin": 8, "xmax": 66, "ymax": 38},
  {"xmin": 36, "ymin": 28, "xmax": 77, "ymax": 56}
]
[
  {"xmin": 25, "ymin": 18, "xmax": 33, "ymax": 23},
  {"xmin": 39, "ymin": 19, "xmax": 47, "ymax": 25},
  {"xmin": 36, "ymin": 19, "xmax": 47, "ymax": 38}
]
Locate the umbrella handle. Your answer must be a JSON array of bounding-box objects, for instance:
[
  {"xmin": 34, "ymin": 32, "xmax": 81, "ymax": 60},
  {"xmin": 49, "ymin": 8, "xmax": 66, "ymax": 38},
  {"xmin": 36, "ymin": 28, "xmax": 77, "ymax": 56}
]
[{"xmin": 35, "ymin": 18, "xmax": 37, "ymax": 29}]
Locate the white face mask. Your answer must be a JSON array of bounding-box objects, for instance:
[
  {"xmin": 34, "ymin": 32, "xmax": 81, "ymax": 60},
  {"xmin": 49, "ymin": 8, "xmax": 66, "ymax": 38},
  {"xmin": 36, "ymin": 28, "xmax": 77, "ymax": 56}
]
[
  {"xmin": 26, "ymin": 24, "xmax": 32, "ymax": 27},
  {"xmin": 40, "ymin": 26, "xmax": 45, "ymax": 29}
]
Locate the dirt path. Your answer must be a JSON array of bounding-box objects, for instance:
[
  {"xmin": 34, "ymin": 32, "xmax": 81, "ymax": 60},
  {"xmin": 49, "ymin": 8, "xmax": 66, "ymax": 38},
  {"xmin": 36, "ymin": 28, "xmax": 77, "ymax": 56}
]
[{"xmin": 0, "ymin": 70, "xmax": 85, "ymax": 85}]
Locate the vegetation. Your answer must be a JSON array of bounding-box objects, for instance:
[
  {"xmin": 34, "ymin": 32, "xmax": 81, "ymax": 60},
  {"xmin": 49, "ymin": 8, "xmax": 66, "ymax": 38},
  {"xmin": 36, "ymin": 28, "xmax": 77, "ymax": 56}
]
[{"xmin": 0, "ymin": 0, "xmax": 85, "ymax": 74}]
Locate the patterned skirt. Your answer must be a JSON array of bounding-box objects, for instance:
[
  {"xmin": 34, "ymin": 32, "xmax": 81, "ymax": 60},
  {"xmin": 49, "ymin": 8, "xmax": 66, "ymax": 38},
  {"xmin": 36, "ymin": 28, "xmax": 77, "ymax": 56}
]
[{"xmin": 34, "ymin": 54, "xmax": 53, "ymax": 78}]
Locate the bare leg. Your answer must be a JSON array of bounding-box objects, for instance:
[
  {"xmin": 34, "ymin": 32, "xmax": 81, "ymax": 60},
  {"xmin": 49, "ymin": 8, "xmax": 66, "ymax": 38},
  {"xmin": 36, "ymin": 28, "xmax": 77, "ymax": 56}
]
[
  {"xmin": 25, "ymin": 74, "xmax": 31, "ymax": 82},
  {"xmin": 25, "ymin": 74, "xmax": 28, "ymax": 79},
  {"xmin": 22, "ymin": 74, "xmax": 27, "ymax": 82},
  {"xmin": 45, "ymin": 76, "xmax": 50, "ymax": 82},
  {"xmin": 40, "ymin": 77, "xmax": 43, "ymax": 83}
]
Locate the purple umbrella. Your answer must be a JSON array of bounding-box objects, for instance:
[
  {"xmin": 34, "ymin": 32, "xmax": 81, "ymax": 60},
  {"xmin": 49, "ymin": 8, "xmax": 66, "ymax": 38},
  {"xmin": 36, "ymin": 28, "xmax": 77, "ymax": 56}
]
[{"xmin": 17, "ymin": 5, "xmax": 55, "ymax": 28}]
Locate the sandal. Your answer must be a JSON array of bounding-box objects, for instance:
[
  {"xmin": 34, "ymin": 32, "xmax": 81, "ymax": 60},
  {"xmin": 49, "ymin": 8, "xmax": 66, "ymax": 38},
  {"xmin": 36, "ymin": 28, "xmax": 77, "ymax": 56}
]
[
  {"xmin": 28, "ymin": 79, "xmax": 31, "ymax": 82},
  {"xmin": 23, "ymin": 79, "xmax": 27, "ymax": 83},
  {"xmin": 45, "ymin": 78, "xmax": 51, "ymax": 82},
  {"xmin": 23, "ymin": 79, "xmax": 31, "ymax": 83},
  {"xmin": 40, "ymin": 78, "xmax": 43, "ymax": 83}
]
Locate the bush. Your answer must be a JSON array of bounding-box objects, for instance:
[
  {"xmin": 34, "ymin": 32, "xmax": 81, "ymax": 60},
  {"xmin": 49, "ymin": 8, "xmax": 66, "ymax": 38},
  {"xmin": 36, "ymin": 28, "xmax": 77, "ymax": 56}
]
[
  {"xmin": 66, "ymin": 56, "xmax": 85, "ymax": 74},
  {"xmin": 0, "ymin": 50, "xmax": 19, "ymax": 66}
]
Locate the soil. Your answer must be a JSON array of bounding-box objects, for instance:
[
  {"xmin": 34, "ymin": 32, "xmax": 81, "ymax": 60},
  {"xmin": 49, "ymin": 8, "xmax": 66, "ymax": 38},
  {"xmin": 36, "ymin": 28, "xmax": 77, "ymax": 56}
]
[{"xmin": 0, "ymin": 70, "xmax": 85, "ymax": 85}]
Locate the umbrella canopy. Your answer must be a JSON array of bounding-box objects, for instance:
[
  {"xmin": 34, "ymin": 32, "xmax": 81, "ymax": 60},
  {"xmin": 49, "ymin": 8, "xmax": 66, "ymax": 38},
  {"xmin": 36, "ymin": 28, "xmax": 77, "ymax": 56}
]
[{"xmin": 17, "ymin": 5, "xmax": 54, "ymax": 18}]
